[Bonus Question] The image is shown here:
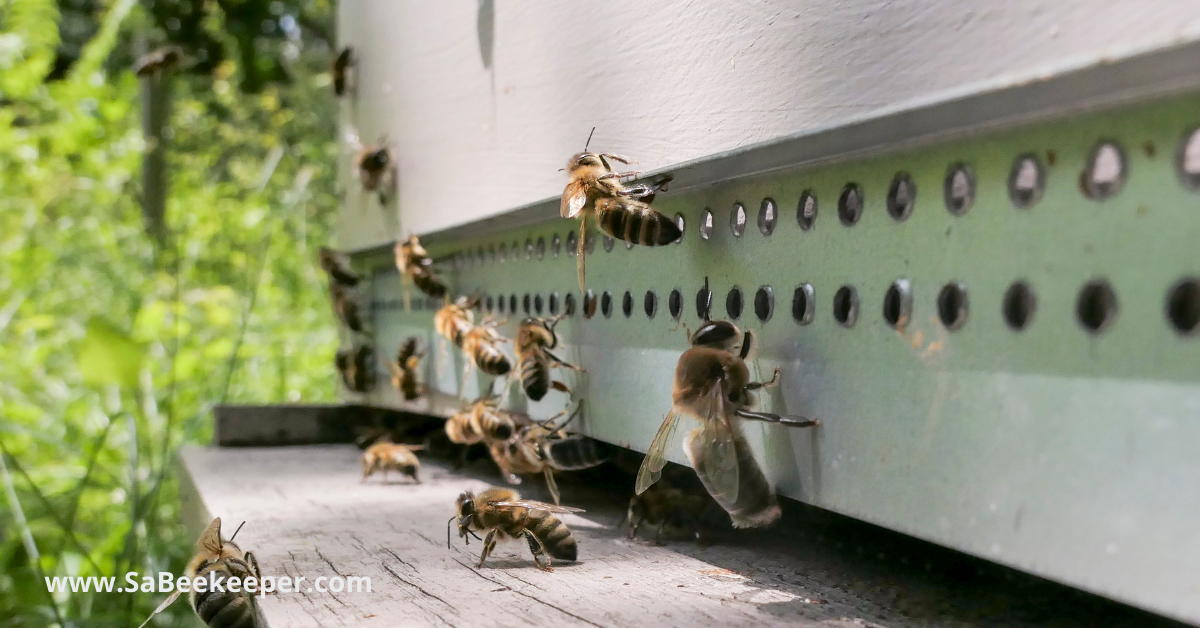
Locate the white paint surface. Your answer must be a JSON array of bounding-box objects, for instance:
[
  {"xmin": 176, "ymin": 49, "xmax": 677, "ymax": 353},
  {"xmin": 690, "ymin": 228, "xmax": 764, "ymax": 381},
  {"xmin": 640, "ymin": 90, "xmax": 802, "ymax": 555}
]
[{"xmin": 336, "ymin": 0, "xmax": 1200, "ymax": 248}]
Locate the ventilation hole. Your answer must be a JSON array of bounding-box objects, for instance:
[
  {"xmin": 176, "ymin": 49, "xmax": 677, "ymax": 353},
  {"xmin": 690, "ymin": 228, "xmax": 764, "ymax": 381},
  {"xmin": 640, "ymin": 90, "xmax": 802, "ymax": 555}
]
[
  {"xmin": 497, "ymin": 294, "xmax": 506, "ymax": 314},
  {"xmin": 882, "ymin": 279, "xmax": 912, "ymax": 329},
  {"xmin": 523, "ymin": 294, "xmax": 532, "ymax": 314},
  {"xmin": 730, "ymin": 203, "xmax": 747, "ymax": 237},
  {"xmin": 1002, "ymin": 281, "xmax": 1036, "ymax": 331},
  {"xmin": 1176, "ymin": 127, "xmax": 1200, "ymax": 190},
  {"xmin": 1076, "ymin": 280, "xmax": 1118, "ymax": 334},
  {"xmin": 937, "ymin": 282, "xmax": 969, "ymax": 331},
  {"xmin": 551, "ymin": 234, "xmax": 561, "ymax": 257},
  {"xmin": 624, "ymin": 239, "xmax": 634, "ymax": 250},
  {"xmin": 548, "ymin": 293, "xmax": 559, "ymax": 315},
  {"xmin": 668, "ymin": 289, "xmax": 683, "ymax": 320},
  {"xmin": 566, "ymin": 231, "xmax": 578, "ymax": 257},
  {"xmin": 477, "ymin": 246, "xmax": 486, "ymax": 265},
  {"xmin": 1008, "ymin": 154, "xmax": 1046, "ymax": 208},
  {"xmin": 534, "ymin": 294, "xmax": 544, "ymax": 314},
  {"xmin": 758, "ymin": 199, "xmax": 777, "ymax": 236},
  {"xmin": 754, "ymin": 286, "xmax": 774, "ymax": 322},
  {"xmin": 833, "ymin": 286, "xmax": 858, "ymax": 327},
  {"xmin": 498, "ymin": 243, "xmax": 508, "ymax": 263},
  {"xmin": 453, "ymin": 252, "xmax": 464, "ymax": 269},
  {"xmin": 584, "ymin": 232, "xmax": 596, "ymax": 254},
  {"xmin": 792, "ymin": 284, "xmax": 815, "ymax": 325},
  {"xmin": 583, "ymin": 290, "xmax": 597, "ymax": 319},
  {"xmin": 726, "ymin": 286, "xmax": 744, "ymax": 320},
  {"xmin": 838, "ymin": 184, "xmax": 863, "ymax": 226},
  {"xmin": 621, "ymin": 291, "xmax": 634, "ymax": 318},
  {"xmin": 696, "ymin": 285, "xmax": 712, "ymax": 319},
  {"xmin": 488, "ymin": 245, "xmax": 497, "ymax": 263},
  {"xmin": 603, "ymin": 236, "xmax": 615, "ymax": 252},
  {"xmin": 674, "ymin": 214, "xmax": 685, "ymax": 244},
  {"xmin": 535, "ymin": 237, "xmax": 546, "ymax": 259},
  {"xmin": 523, "ymin": 239, "xmax": 533, "ymax": 260},
  {"xmin": 1167, "ymin": 278, "xmax": 1200, "ymax": 335},
  {"xmin": 644, "ymin": 291, "xmax": 658, "ymax": 318},
  {"xmin": 1082, "ymin": 141, "xmax": 1127, "ymax": 200},
  {"xmin": 564, "ymin": 292, "xmax": 577, "ymax": 316},
  {"xmin": 944, "ymin": 163, "xmax": 975, "ymax": 216},
  {"xmin": 510, "ymin": 241, "xmax": 520, "ymax": 261},
  {"xmin": 699, "ymin": 209, "xmax": 715, "ymax": 240},
  {"xmin": 486, "ymin": 296, "xmax": 495, "ymax": 312},
  {"xmin": 601, "ymin": 291, "xmax": 613, "ymax": 318},
  {"xmin": 509, "ymin": 294, "xmax": 517, "ymax": 314},
  {"xmin": 886, "ymin": 173, "xmax": 916, "ymax": 221},
  {"xmin": 797, "ymin": 191, "xmax": 817, "ymax": 230}
]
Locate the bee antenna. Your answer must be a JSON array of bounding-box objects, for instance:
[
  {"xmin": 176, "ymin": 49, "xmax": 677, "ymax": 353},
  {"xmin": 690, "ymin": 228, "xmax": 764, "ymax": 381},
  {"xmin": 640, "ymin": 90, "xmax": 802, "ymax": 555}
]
[
  {"xmin": 228, "ymin": 521, "xmax": 247, "ymax": 545},
  {"xmin": 583, "ymin": 127, "xmax": 596, "ymax": 152}
]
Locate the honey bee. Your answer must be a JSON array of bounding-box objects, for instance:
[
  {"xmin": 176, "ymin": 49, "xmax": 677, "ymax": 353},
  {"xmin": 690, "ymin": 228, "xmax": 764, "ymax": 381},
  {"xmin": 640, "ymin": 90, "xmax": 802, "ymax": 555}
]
[
  {"xmin": 560, "ymin": 129, "xmax": 680, "ymax": 291},
  {"xmin": 328, "ymin": 282, "xmax": 364, "ymax": 333},
  {"xmin": 444, "ymin": 395, "xmax": 525, "ymax": 446},
  {"xmin": 515, "ymin": 315, "xmax": 582, "ymax": 401},
  {"xmin": 448, "ymin": 487, "xmax": 583, "ymax": 571},
  {"xmin": 396, "ymin": 235, "xmax": 448, "ymax": 299},
  {"xmin": 489, "ymin": 408, "xmax": 610, "ymax": 505},
  {"xmin": 389, "ymin": 337, "xmax": 424, "ymax": 401},
  {"xmin": 434, "ymin": 297, "xmax": 476, "ymax": 348},
  {"xmin": 336, "ymin": 344, "xmax": 376, "ymax": 393},
  {"xmin": 356, "ymin": 141, "xmax": 393, "ymax": 205},
  {"xmin": 626, "ymin": 468, "xmax": 724, "ymax": 544},
  {"xmin": 461, "ymin": 318, "xmax": 512, "ymax": 377},
  {"xmin": 635, "ymin": 320, "xmax": 819, "ymax": 528},
  {"xmin": 318, "ymin": 246, "xmax": 361, "ymax": 286},
  {"xmin": 133, "ymin": 45, "xmax": 184, "ymax": 77},
  {"xmin": 137, "ymin": 518, "xmax": 262, "ymax": 628},
  {"xmin": 332, "ymin": 46, "xmax": 354, "ymax": 97},
  {"xmin": 361, "ymin": 441, "xmax": 424, "ymax": 484}
]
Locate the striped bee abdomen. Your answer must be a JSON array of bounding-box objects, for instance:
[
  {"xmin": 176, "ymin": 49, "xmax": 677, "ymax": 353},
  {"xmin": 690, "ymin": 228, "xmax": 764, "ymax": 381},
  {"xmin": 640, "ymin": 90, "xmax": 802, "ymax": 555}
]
[
  {"xmin": 472, "ymin": 343, "xmax": 512, "ymax": 376},
  {"xmin": 191, "ymin": 562, "xmax": 259, "ymax": 628},
  {"xmin": 684, "ymin": 426, "xmax": 780, "ymax": 529},
  {"xmin": 519, "ymin": 353, "xmax": 550, "ymax": 400},
  {"xmin": 412, "ymin": 272, "xmax": 447, "ymax": 299},
  {"xmin": 595, "ymin": 198, "xmax": 681, "ymax": 246},
  {"xmin": 545, "ymin": 436, "xmax": 611, "ymax": 471},
  {"xmin": 520, "ymin": 510, "xmax": 577, "ymax": 561}
]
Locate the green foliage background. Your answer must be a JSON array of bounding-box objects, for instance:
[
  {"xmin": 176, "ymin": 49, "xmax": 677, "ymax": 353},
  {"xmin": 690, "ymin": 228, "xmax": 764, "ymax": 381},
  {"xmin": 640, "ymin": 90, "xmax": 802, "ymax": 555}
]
[{"xmin": 0, "ymin": 0, "xmax": 340, "ymax": 625}]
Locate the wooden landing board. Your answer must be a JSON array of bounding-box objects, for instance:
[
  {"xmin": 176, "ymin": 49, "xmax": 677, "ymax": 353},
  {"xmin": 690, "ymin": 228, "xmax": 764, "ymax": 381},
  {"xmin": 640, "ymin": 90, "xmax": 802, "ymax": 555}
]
[{"xmin": 178, "ymin": 445, "xmax": 1184, "ymax": 628}]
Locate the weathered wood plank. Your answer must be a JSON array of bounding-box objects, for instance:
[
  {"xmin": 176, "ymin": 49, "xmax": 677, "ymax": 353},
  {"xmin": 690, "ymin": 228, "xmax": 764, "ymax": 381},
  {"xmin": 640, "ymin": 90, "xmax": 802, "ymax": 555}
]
[{"xmin": 179, "ymin": 444, "xmax": 1183, "ymax": 628}]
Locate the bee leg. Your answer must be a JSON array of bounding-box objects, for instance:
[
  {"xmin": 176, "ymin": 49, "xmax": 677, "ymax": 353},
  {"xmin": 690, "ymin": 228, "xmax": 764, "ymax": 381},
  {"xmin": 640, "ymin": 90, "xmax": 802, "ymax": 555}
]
[
  {"xmin": 735, "ymin": 409, "xmax": 819, "ymax": 428},
  {"xmin": 543, "ymin": 468, "xmax": 561, "ymax": 505},
  {"xmin": 550, "ymin": 380, "xmax": 572, "ymax": 395},
  {"xmin": 382, "ymin": 469, "xmax": 389, "ymax": 484},
  {"xmin": 544, "ymin": 350, "xmax": 583, "ymax": 372},
  {"xmin": 653, "ymin": 522, "xmax": 666, "ymax": 546},
  {"xmin": 523, "ymin": 530, "xmax": 554, "ymax": 572},
  {"xmin": 744, "ymin": 367, "xmax": 782, "ymax": 391},
  {"xmin": 576, "ymin": 218, "xmax": 588, "ymax": 293},
  {"xmin": 477, "ymin": 529, "xmax": 498, "ymax": 568},
  {"xmin": 597, "ymin": 153, "xmax": 633, "ymax": 168},
  {"xmin": 410, "ymin": 466, "xmax": 421, "ymax": 484}
]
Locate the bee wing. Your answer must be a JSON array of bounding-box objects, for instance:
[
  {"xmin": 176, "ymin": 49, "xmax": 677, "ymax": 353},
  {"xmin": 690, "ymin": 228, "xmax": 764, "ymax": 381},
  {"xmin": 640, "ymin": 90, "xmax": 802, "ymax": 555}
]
[
  {"xmin": 136, "ymin": 589, "xmax": 183, "ymax": 628},
  {"xmin": 561, "ymin": 180, "xmax": 589, "ymax": 218},
  {"xmin": 634, "ymin": 410, "xmax": 683, "ymax": 495},
  {"xmin": 692, "ymin": 383, "xmax": 741, "ymax": 505},
  {"xmin": 196, "ymin": 517, "xmax": 222, "ymax": 554},
  {"xmin": 490, "ymin": 499, "xmax": 585, "ymax": 514}
]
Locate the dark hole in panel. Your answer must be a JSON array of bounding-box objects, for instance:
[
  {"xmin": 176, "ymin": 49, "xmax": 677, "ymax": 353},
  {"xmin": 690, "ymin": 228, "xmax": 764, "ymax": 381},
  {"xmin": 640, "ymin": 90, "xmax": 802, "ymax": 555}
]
[
  {"xmin": 523, "ymin": 293, "xmax": 532, "ymax": 314},
  {"xmin": 525, "ymin": 239, "xmax": 535, "ymax": 260},
  {"xmin": 566, "ymin": 231, "xmax": 578, "ymax": 257},
  {"xmin": 1076, "ymin": 279, "xmax": 1118, "ymax": 334},
  {"xmin": 669, "ymin": 289, "xmax": 683, "ymax": 320},
  {"xmin": 757, "ymin": 199, "xmax": 777, "ymax": 236},
  {"xmin": 551, "ymin": 233, "xmax": 562, "ymax": 257},
  {"xmin": 549, "ymin": 292, "xmax": 560, "ymax": 315},
  {"xmin": 534, "ymin": 294, "xmax": 544, "ymax": 314},
  {"xmin": 564, "ymin": 292, "xmax": 577, "ymax": 316},
  {"xmin": 498, "ymin": 243, "xmax": 508, "ymax": 263},
  {"xmin": 792, "ymin": 284, "xmax": 815, "ymax": 325},
  {"xmin": 1003, "ymin": 281, "xmax": 1036, "ymax": 331},
  {"xmin": 838, "ymin": 184, "xmax": 863, "ymax": 226},
  {"xmin": 883, "ymin": 279, "xmax": 912, "ymax": 329},
  {"xmin": 937, "ymin": 282, "xmax": 970, "ymax": 331},
  {"xmin": 726, "ymin": 286, "xmax": 744, "ymax": 320},
  {"xmin": 603, "ymin": 236, "xmax": 615, "ymax": 252},
  {"xmin": 797, "ymin": 191, "xmax": 817, "ymax": 230},
  {"xmin": 886, "ymin": 173, "xmax": 916, "ymax": 221},
  {"xmin": 625, "ymin": 239, "xmax": 634, "ymax": 250},
  {"xmin": 754, "ymin": 286, "xmax": 774, "ymax": 322},
  {"xmin": 486, "ymin": 296, "xmax": 495, "ymax": 312},
  {"xmin": 644, "ymin": 290, "xmax": 658, "ymax": 319},
  {"xmin": 535, "ymin": 236, "xmax": 547, "ymax": 259},
  {"xmin": 696, "ymin": 285, "xmax": 713, "ymax": 319},
  {"xmin": 583, "ymin": 290, "xmax": 597, "ymax": 318},
  {"xmin": 730, "ymin": 203, "xmax": 747, "ymax": 237},
  {"xmin": 497, "ymin": 294, "xmax": 506, "ymax": 314},
  {"xmin": 509, "ymin": 294, "xmax": 518, "ymax": 314},
  {"xmin": 1008, "ymin": 153, "xmax": 1046, "ymax": 208},
  {"xmin": 944, "ymin": 163, "xmax": 975, "ymax": 216},
  {"xmin": 584, "ymin": 232, "xmax": 597, "ymax": 254},
  {"xmin": 622, "ymin": 291, "xmax": 634, "ymax": 318},
  {"xmin": 699, "ymin": 209, "xmax": 715, "ymax": 240},
  {"xmin": 601, "ymin": 291, "xmax": 614, "ymax": 318},
  {"xmin": 1167, "ymin": 278, "xmax": 1200, "ymax": 335},
  {"xmin": 488, "ymin": 245, "xmax": 497, "ymax": 263},
  {"xmin": 833, "ymin": 285, "xmax": 858, "ymax": 327},
  {"xmin": 1082, "ymin": 140, "xmax": 1127, "ymax": 200},
  {"xmin": 511, "ymin": 241, "xmax": 520, "ymax": 261},
  {"xmin": 1176, "ymin": 127, "xmax": 1200, "ymax": 190}
]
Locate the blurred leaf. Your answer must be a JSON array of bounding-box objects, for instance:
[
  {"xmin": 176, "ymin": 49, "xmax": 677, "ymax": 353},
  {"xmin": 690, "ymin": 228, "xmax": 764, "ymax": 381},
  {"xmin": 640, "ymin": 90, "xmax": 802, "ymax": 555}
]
[{"xmin": 77, "ymin": 317, "xmax": 142, "ymax": 388}]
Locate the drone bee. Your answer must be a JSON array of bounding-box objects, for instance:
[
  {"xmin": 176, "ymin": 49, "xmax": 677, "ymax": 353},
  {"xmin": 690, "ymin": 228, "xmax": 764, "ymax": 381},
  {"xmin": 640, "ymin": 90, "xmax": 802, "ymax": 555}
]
[
  {"xmin": 331, "ymin": 46, "xmax": 354, "ymax": 97},
  {"xmin": 635, "ymin": 320, "xmax": 819, "ymax": 528},
  {"xmin": 133, "ymin": 45, "xmax": 184, "ymax": 77},
  {"xmin": 336, "ymin": 344, "xmax": 375, "ymax": 393},
  {"xmin": 137, "ymin": 518, "xmax": 261, "ymax": 628},
  {"xmin": 560, "ymin": 129, "xmax": 680, "ymax": 291},
  {"xmin": 389, "ymin": 337, "xmax": 424, "ymax": 401},
  {"xmin": 318, "ymin": 246, "xmax": 360, "ymax": 286},
  {"xmin": 449, "ymin": 487, "xmax": 583, "ymax": 572},
  {"xmin": 461, "ymin": 318, "xmax": 512, "ymax": 376},
  {"xmin": 489, "ymin": 407, "xmax": 609, "ymax": 505},
  {"xmin": 396, "ymin": 235, "xmax": 448, "ymax": 299},
  {"xmin": 434, "ymin": 297, "xmax": 475, "ymax": 348},
  {"xmin": 361, "ymin": 441, "xmax": 424, "ymax": 484},
  {"xmin": 515, "ymin": 315, "xmax": 581, "ymax": 401}
]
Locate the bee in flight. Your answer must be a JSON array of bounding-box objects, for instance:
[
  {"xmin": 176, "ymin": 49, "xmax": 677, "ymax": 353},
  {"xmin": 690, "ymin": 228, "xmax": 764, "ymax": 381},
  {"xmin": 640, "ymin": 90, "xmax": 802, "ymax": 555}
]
[
  {"xmin": 336, "ymin": 344, "xmax": 376, "ymax": 393},
  {"xmin": 390, "ymin": 337, "xmax": 424, "ymax": 401},
  {"xmin": 449, "ymin": 487, "xmax": 583, "ymax": 571},
  {"xmin": 318, "ymin": 247, "xmax": 361, "ymax": 287},
  {"xmin": 137, "ymin": 517, "xmax": 262, "ymax": 628},
  {"xmin": 489, "ymin": 406, "xmax": 610, "ymax": 505},
  {"xmin": 461, "ymin": 317, "xmax": 512, "ymax": 377},
  {"xmin": 444, "ymin": 394, "xmax": 523, "ymax": 446},
  {"xmin": 349, "ymin": 131, "xmax": 393, "ymax": 205},
  {"xmin": 331, "ymin": 46, "xmax": 354, "ymax": 97},
  {"xmin": 434, "ymin": 297, "xmax": 476, "ymax": 349},
  {"xmin": 361, "ymin": 441, "xmax": 424, "ymax": 484},
  {"xmin": 635, "ymin": 320, "xmax": 819, "ymax": 527},
  {"xmin": 560, "ymin": 128, "xmax": 680, "ymax": 291},
  {"xmin": 515, "ymin": 314, "xmax": 581, "ymax": 400},
  {"xmin": 133, "ymin": 45, "xmax": 184, "ymax": 77},
  {"xmin": 396, "ymin": 235, "xmax": 448, "ymax": 299}
]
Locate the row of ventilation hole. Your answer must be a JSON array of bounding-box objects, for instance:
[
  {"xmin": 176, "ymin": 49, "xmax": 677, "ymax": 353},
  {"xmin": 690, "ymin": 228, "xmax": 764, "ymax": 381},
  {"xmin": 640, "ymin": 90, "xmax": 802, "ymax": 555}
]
[
  {"xmin": 391, "ymin": 276, "xmax": 1200, "ymax": 335},
  {"xmin": 443, "ymin": 130, "xmax": 1200, "ymax": 268}
]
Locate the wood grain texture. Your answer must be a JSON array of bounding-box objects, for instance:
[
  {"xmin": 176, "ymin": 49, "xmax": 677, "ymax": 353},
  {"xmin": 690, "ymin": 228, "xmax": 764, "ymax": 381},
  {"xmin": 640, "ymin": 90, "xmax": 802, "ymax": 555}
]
[
  {"xmin": 335, "ymin": 0, "xmax": 1200, "ymax": 248},
  {"xmin": 179, "ymin": 444, "xmax": 1183, "ymax": 628}
]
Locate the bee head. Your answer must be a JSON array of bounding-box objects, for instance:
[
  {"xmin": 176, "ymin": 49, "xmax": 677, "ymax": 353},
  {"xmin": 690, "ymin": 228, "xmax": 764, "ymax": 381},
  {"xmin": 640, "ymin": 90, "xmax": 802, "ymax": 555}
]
[
  {"xmin": 690, "ymin": 320, "xmax": 742, "ymax": 350},
  {"xmin": 455, "ymin": 491, "xmax": 476, "ymax": 518},
  {"xmin": 568, "ymin": 152, "xmax": 603, "ymax": 173}
]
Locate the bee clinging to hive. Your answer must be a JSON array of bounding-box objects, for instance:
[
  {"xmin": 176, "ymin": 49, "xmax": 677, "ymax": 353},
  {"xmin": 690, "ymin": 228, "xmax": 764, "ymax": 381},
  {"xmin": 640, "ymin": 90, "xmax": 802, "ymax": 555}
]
[
  {"xmin": 331, "ymin": 46, "xmax": 354, "ymax": 97},
  {"xmin": 361, "ymin": 441, "xmax": 424, "ymax": 484},
  {"xmin": 434, "ymin": 297, "xmax": 476, "ymax": 349},
  {"xmin": 461, "ymin": 317, "xmax": 512, "ymax": 377},
  {"xmin": 561, "ymin": 129, "xmax": 680, "ymax": 291},
  {"xmin": 396, "ymin": 235, "xmax": 448, "ymax": 299},
  {"xmin": 336, "ymin": 344, "xmax": 376, "ymax": 393},
  {"xmin": 515, "ymin": 314, "xmax": 582, "ymax": 401},
  {"xmin": 449, "ymin": 487, "xmax": 583, "ymax": 572},
  {"xmin": 635, "ymin": 320, "xmax": 819, "ymax": 528},
  {"xmin": 137, "ymin": 518, "xmax": 261, "ymax": 628},
  {"xmin": 390, "ymin": 336, "xmax": 424, "ymax": 401}
]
